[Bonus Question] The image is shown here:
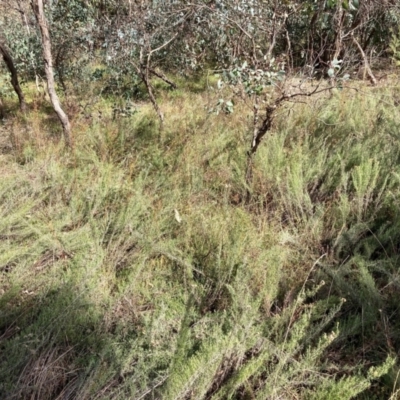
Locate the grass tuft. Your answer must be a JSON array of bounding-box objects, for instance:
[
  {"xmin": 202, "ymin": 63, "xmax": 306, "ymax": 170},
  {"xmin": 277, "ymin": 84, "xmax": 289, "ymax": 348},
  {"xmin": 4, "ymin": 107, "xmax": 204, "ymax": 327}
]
[{"xmin": 1, "ymin": 81, "xmax": 400, "ymax": 398}]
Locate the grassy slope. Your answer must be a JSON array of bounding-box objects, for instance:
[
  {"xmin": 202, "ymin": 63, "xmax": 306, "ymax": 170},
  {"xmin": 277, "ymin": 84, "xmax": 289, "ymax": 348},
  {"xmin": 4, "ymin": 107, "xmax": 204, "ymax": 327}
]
[{"xmin": 1, "ymin": 80, "xmax": 400, "ymax": 399}]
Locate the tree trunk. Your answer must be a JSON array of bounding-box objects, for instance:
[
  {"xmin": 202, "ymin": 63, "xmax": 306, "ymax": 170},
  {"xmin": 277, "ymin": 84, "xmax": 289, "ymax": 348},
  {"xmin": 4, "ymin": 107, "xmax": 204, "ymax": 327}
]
[
  {"xmin": 142, "ymin": 70, "xmax": 164, "ymax": 129},
  {"xmin": 0, "ymin": 96, "xmax": 4, "ymax": 119},
  {"xmin": 352, "ymin": 34, "xmax": 377, "ymax": 86},
  {"xmin": 31, "ymin": 0, "xmax": 72, "ymax": 147},
  {"xmin": 0, "ymin": 41, "xmax": 27, "ymax": 112}
]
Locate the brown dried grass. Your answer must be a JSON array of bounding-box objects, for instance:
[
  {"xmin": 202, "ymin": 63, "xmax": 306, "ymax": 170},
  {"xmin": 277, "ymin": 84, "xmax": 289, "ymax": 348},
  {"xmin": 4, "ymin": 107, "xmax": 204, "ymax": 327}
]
[{"xmin": 14, "ymin": 345, "xmax": 79, "ymax": 400}]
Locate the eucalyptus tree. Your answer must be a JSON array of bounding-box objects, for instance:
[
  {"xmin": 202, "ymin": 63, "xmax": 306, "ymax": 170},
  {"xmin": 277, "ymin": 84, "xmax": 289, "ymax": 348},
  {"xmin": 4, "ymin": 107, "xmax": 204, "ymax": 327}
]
[
  {"xmin": 94, "ymin": 0, "xmax": 195, "ymax": 127},
  {"xmin": 0, "ymin": 0, "xmax": 41, "ymax": 81},
  {"xmin": 286, "ymin": 0, "xmax": 399, "ymax": 80},
  {"xmin": 0, "ymin": 39, "xmax": 27, "ymax": 113},
  {"xmin": 44, "ymin": 0, "xmax": 98, "ymax": 94},
  {"xmin": 191, "ymin": 1, "xmax": 305, "ymax": 176},
  {"xmin": 197, "ymin": 0, "xmax": 400, "ymax": 166},
  {"xmin": 31, "ymin": 0, "xmax": 72, "ymax": 146},
  {"xmin": 0, "ymin": 1, "xmax": 28, "ymax": 114}
]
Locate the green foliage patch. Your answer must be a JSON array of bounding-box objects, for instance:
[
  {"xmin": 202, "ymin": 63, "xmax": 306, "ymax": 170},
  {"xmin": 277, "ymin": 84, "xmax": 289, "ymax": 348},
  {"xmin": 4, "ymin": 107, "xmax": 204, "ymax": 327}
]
[{"xmin": 1, "ymin": 85, "xmax": 400, "ymax": 399}]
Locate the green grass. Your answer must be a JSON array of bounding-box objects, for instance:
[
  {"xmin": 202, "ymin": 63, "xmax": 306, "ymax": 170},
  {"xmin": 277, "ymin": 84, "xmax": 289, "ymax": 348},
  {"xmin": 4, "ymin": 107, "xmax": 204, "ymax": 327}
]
[{"xmin": 1, "ymin": 82, "xmax": 400, "ymax": 399}]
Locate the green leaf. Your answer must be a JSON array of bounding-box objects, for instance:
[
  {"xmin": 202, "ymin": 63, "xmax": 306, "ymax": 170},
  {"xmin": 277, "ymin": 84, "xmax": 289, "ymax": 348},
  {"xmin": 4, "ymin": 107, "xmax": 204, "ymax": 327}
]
[{"xmin": 327, "ymin": 0, "xmax": 336, "ymax": 8}]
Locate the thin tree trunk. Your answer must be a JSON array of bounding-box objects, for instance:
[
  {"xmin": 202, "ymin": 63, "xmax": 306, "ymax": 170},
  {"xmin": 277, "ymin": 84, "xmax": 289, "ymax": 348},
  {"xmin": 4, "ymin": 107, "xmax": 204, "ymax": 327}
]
[
  {"xmin": 352, "ymin": 34, "xmax": 377, "ymax": 86},
  {"xmin": 131, "ymin": 60, "xmax": 164, "ymax": 130},
  {"xmin": 0, "ymin": 42, "xmax": 27, "ymax": 112},
  {"xmin": 0, "ymin": 96, "xmax": 4, "ymax": 119},
  {"xmin": 142, "ymin": 71, "xmax": 164, "ymax": 129},
  {"xmin": 332, "ymin": 3, "xmax": 344, "ymax": 61},
  {"xmin": 31, "ymin": 0, "xmax": 72, "ymax": 147}
]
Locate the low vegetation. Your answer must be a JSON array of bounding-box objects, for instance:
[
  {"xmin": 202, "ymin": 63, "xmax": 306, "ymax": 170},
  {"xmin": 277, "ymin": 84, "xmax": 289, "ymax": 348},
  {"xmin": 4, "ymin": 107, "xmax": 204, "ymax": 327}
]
[
  {"xmin": 1, "ymin": 78, "xmax": 400, "ymax": 399},
  {"xmin": 2, "ymin": 0, "xmax": 400, "ymax": 398}
]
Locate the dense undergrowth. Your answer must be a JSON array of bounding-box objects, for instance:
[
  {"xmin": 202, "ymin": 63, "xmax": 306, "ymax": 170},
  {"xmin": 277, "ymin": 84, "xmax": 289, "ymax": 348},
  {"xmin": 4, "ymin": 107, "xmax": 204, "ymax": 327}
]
[{"xmin": 1, "ymin": 80, "xmax": 400, "ymax": 399}]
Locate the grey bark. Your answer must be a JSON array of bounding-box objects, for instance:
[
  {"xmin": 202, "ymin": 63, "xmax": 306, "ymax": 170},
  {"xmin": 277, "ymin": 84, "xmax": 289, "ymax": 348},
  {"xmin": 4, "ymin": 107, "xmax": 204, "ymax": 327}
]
[{"xmin": 31, "ymin": 0, "xmax": 72, "ymax": 146}]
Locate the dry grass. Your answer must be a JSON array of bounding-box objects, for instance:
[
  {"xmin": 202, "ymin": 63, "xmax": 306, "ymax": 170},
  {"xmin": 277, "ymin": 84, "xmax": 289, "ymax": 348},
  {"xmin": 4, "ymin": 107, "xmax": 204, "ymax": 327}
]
[
  {"xmin": 1, "ymin": 78, "xmax": 400, "ymax": 399},
  {"xmin": 15, "ymin": 345, "xmax": 78, "ymax": 400}
]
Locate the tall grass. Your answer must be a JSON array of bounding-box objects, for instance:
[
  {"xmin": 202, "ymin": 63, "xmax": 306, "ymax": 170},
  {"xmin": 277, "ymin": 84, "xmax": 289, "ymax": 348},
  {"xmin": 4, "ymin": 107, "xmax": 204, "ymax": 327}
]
[{"xmin": 0, "ymin": 83, "xmax": 399, "ymax": 399}]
